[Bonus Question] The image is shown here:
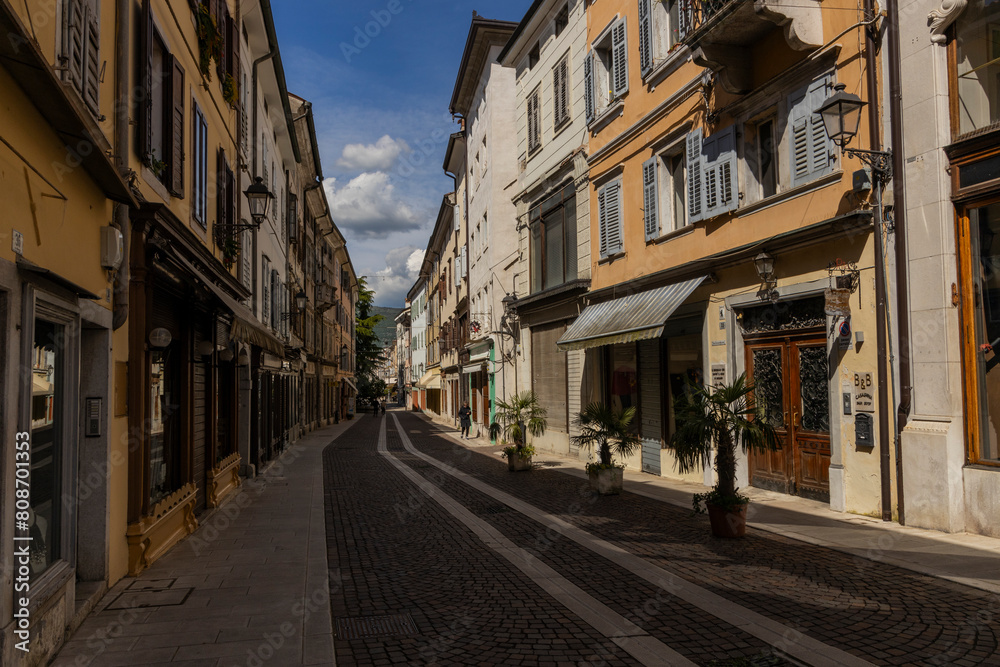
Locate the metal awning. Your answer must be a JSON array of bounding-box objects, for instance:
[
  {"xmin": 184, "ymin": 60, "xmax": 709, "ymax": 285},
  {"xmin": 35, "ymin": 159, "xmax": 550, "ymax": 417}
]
[
  {"xmin": 343, "ymin": 377, "xmax": 358, "ymax": 392},
  {"xmin": 556, "ymin": 276, "xmax": 707, "ymax": 351},
  {"xmin": 171, "ymin": 254, "xmax": 286, "ymax": 357}
]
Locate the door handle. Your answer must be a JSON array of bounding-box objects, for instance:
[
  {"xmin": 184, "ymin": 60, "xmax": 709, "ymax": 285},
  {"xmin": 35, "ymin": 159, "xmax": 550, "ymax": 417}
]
[
  {"xmin": 783, "ymin": 411, "xmax": 789, "ymax": 428},
  {"xmin": 792, "ymin": 410, "xmax": 800, "ymax": 427}
]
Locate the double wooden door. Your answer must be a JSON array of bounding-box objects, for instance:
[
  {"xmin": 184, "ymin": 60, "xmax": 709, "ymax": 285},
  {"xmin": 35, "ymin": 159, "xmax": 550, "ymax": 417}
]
[{"xmin": 746, "ymin": 334, "xmax": 831, "ymax": 502}]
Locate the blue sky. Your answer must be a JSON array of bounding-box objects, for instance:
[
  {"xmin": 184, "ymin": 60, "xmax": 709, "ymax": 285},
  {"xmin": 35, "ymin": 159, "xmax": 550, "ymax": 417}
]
[{"xmin": 271, "ymin": 1, "xmax": 529, "ymax": 307}]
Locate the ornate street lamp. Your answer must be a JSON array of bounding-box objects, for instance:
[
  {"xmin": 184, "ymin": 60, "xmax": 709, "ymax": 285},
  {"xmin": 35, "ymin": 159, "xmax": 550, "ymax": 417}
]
[
  {"xmin": 753, "ymin": 253, "xmax": 775, "ymax": 282},
  {"xmin": 244, "ymin": 177, "xmax": 274, "ymax": 226},
  {"xmin": 816, "ymin": 83, "xmax": 892, "ymax": 179},
  {"xmin": 295, "ymin": 290, "xmax": 307, "ymax": 311}
]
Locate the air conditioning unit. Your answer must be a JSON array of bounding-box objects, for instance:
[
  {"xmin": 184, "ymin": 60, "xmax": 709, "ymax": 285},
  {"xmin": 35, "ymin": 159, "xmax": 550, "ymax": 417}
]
[{"xmin": 100, "ymin": 226, "xmax": 124, "ymax": 270}]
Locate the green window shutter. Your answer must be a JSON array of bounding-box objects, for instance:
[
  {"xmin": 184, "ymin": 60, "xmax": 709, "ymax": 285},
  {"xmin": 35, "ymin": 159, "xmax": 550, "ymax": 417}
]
[{"xmin": 643, "ymin": 157, "xmax": 660, "ymax": 240}]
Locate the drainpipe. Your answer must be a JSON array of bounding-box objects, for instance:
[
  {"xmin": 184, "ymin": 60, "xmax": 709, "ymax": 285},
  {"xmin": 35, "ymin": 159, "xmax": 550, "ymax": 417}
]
[
  {"xmin": 251, "ymin": 31, "xmax": 278, "ymax": 320},
  {"xmin": 886, "ymin": 0, "xmax": 909, "ymax": 525},
  {"xmin": 112, "ymin": 0, "xmax": 130, "ymax": 331},
  {"xmin": 863, "ymin": 0, "xmax": 893, "ymax": 523}
]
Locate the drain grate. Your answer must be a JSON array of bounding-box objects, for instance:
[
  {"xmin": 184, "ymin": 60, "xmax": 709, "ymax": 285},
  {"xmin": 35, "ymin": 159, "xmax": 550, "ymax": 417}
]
[
  {"xmin": 477, "ymin": 505, "xmax": 509, "ymax": 515},
  {"xmin": 106, "ymin": 587, "xmax": 193, "ymax": 609},
  {"xmin": 336, "ymin": 613, "xmax": 417, "ymax": 640}
]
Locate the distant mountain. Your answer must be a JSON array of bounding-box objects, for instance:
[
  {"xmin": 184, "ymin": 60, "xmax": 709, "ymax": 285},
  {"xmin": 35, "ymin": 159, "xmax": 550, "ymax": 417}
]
[{"xmin": 371, "ymin": 307, "xmax": 403, "ymax": 348}]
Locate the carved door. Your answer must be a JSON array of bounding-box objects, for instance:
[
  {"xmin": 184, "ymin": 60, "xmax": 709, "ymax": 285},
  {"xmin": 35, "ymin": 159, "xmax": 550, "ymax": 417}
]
[{"xmin": 747, "ymin": 336, "xmax": 831, "ymax": 502}]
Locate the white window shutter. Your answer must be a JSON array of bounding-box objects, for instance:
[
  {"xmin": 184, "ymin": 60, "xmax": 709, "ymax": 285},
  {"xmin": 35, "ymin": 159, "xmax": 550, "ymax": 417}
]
[
  {"xmin": 612, "ymin": 20, "xmax": 629, "ymax": 98},
  {"xmin": 601, "ymin": 181, "xmax": 623, "ymax": 256},
  {"xmin": 638, "ymin": 0, "xmax": 653, "ymax": 76},
  {"xmin": 643, "ymin": 157, "xmax": 660, "ymax": 240},
  {"xmin": 453, "ymin": 204, "xmax": 460, "ymax": 232},
  {"xmin": 702, "ymin": 126, "xmax": 737, "ymax": 218},
  {"xmin": 789, "ymin": 76, "xmax": 834, "ymax": 187},
  {"xmin": 584, "ymin": 52, "xmax": 595, "ymax": 123},
  {"xmin": 686, "ymin": 128, "xmax": 703, "ymax": 223}
]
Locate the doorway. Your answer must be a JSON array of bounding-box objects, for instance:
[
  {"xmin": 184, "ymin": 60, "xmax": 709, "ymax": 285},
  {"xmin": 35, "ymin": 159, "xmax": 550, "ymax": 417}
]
[{"xmin": 746, "ymin": 335, "xmax": 831, "ymax": 502}]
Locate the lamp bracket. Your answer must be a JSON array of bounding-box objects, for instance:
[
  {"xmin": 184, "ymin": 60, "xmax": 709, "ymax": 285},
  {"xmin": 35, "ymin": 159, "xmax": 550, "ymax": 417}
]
[{"xmin": 844, "ymin": 148, "xmax": 892, "ymax": 180}]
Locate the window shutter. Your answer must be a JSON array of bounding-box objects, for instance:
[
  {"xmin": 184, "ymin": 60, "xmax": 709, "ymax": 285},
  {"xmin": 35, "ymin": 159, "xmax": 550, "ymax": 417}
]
[
  {"xmin": 638, "ymin": 0, "xmax": 653, "ymax": 76},
  {"xmin": 642, "ymin": 157, "xmax": 659, "ymax": 240},
  {"xmin": 227, "ymin": 14, "xmax": 239, "ymax": 82},
  {"xmin": 554, "ymin": 57, "xmax": 570, "ymax": 126},
  {"xmin": 612, "ymin": 20, "xmax": 629, "ymax": 97},
  {"xmin": 241, "ymin": 229, "xmax": 252, "ymax": 290},
  {"xmin": 271, "ymin": 269, "xmax": 279, "ymax": 330},
  {"xmin": 685, "ymin": 128, "xmax": 703, "ymax": 223},
  {"xmin": 217, "ymin": 4, "xmax": 229, "ymax": 80},
  {"xmin": 262, "ymin": 258, "xmax": 271, "ymax": 325},
  {"xmin": 453, "ymin": 204, "xmax": 460, "ymax": 232},
  {"xmin": 82, "ymin": 4, "xmax": 100, "ymax": 114},
  {"xmin": 527, "ymin": 92, "xmax": 537, "ymax": 153},
  {"xmin": 63, "ymin": 0, "xmax": 85, "ymax": 92},
  {"xmin": 678, "ymin": 0, "xmax": 691, "ymax": 40},
  {"xmin": 139, "ymin": 0, "xmax": 153, "ymax": 162},
  {"xmin": 599, "ymin": 181, "xmax": 623, "ymax": 257},
  {"xmin": 216, "ymin": 148, "xmax": 226, "ymax": 238},
  {"xmin": 701, "ymin": 126, "xmax": 737, "ymax": 219},
  {"xmin": 584, "ymin": 51, "xmax": 595, "ymax": 123},
  {"xmin": 789, "ymin": 76, "xmax": 834, "ymax": 187},
  {"xmin": 168, "ymin": 55, "xmax": 185, "ymax": 197}
]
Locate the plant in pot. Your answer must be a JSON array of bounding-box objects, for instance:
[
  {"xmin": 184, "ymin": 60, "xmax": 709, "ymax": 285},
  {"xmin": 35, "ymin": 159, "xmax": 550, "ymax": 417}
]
[
  {"xmin": 667, "ymin": 373, "xmax": 779, "ymax": 538},
  {"xmin": 489, "ymin": 391, "xmax": 546, "ymax": 472},
  {"xmin": 572, "ymin": 403, "xmax": 641, "ymax": 495}
]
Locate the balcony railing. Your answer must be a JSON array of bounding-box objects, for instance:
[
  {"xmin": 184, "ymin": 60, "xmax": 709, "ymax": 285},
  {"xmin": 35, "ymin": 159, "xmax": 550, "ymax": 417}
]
[{"xmin": 678, "ymin": 0, "xmax": 740, "ymax": 41}]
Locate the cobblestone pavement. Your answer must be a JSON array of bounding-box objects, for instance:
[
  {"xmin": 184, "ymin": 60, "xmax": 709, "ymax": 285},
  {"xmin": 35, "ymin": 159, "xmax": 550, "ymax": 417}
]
[{"xmin": 324, "ymin": 409, "xmax": 1000, "ymax": 666}]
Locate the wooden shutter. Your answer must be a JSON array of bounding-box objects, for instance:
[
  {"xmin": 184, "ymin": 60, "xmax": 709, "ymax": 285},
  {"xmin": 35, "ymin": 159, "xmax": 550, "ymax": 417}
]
[
  {"xmin": 216, "ymin": 148, "xmax": 226, "ymax": 238},
  {"xmin": 82, "ymin": 4, "xmax": 100, "ymax": 114},
  {"xmin": 599, "ymin": 181, "xmax": 622, "ymax": 257},
  {"xmin": 218, "ymin": 3, "xmax": 229, "ymax": 80},
  {"xmin": 789, "ymin": 76, "xmax": 834, "ymax": 187},
  {"xmin": 678, "ymin": 0, "xmax": 691, "ymax": 41},
  {"xmin": 531, "ymin": 322, "xmax": 569, "ymax": 432},
  {"xmin": 642, "ymin": 157, "xmax": 660, "ymax": 240},
  {"xmin": 559, "ymin": 57, "xmax": 569, "ymax": 125},
  {"xmin": 261, "ymin": 257, "xmax": 271, "ymax": 325},
  {"xmin": 241, "ymin": 229, "xmax": 252, "ymax": 290},
  {"xmin": 139, "ymin": 0, "xmax": 153, "ymax": 162},
  {"xmin": 702, "ymin": 126, "xmax": 737, "ymax": 218},
  {"xmin": 227, "ymin": 14, "xmax": 239, "ymax": 81},
  {"xmin": 63, "ymin": 0, "xmax": 85, "ymax": 91},
  {"xmin": 685, "ymin": 128, "xmax": 703, "ymax": 223},
  {"xmin": 584, "ymin": 51, "xmax": 595, "ymax": 123},
  {"xmin": 638, "ymin": 0, "xmax": 653, "ymax": 76},
  {"xmin": 168, "ymin": 54, "xmax": 185, "ymax": 197},
  {"xmin": 612, "ymin": 20, "xmax": 629, "ymax": 97}
]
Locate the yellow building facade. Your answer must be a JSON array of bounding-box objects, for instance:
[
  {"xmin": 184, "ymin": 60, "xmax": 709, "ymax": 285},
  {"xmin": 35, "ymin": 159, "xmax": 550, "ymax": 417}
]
[{"xmin": 569, "ymin": 0, "xmax": 892, "ymax": 516}]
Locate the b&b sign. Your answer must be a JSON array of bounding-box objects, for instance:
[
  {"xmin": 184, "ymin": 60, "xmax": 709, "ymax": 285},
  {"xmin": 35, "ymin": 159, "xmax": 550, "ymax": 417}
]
[{"xmin": 854, "ymin": 372, "xmax": 875, "ymax": 413}]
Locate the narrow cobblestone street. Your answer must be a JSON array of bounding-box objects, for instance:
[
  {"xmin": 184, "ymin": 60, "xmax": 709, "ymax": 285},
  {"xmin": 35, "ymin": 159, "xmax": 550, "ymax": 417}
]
[
  {"xmin": 324, "ymin": 410, "xmax": 1000, "ymax": 666},
  {"xmin": 48, "ymin": 411, "xmax": 1000, "ymax": 666}
]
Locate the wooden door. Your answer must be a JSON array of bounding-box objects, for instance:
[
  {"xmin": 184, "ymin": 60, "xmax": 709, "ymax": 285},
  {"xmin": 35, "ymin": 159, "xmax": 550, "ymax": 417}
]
[{"xmin": 747, "ymin": 336, "xmax": 831, "ymax": 502}]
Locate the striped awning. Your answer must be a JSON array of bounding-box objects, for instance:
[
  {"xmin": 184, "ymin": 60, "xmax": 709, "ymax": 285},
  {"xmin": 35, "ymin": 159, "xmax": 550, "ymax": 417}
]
[{"xmin": 556, "ymin": 277, "xmax": 707, "ymax": 351}]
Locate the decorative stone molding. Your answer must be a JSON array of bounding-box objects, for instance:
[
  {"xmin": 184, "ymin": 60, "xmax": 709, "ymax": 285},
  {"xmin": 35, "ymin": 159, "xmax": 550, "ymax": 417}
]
[
  {"xmin": 126, "ymin": 483, "xmax": 199, "ymax": 575},
  {"xmin": 756, "ymin": 0, "xmax": 824, "ymax": 51},
  {"xmin": 928, "ymin": 0, "xmax": 968, "ymax": 45}
]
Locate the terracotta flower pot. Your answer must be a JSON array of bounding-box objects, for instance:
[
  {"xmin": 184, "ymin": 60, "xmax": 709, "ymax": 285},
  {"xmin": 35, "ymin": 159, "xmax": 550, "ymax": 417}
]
[
  {"xmin": 588, "ymin": 468, "xmax": 623, "ymax": 495},
  {"xmin": 706, "ymin": 502, "xmax": 748, "ymax": 538},
  {"xmin": 507, "ymin": 452, "xmax": 532, "ymax": 472}
]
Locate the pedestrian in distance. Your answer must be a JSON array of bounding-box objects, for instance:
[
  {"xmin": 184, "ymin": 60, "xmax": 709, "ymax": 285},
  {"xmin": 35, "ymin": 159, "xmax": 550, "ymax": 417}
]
[
  {"xmin": 458, "ymin": 401, "xmax": 472, "ymax": 439},
  {"xmin": 381, "ymin": 401, "xmax": 386, "ymax": 416}
]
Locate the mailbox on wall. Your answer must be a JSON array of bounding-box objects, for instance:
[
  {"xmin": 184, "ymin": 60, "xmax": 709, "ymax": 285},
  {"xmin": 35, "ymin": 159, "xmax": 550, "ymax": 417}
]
[{"xmin": 856, "ymin": 413, "xmax": 874, "ymax": 448}]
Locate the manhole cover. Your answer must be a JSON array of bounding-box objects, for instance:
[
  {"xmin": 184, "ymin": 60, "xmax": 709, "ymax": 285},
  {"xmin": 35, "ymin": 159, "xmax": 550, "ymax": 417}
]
[
  {"xmin": 336, "ymin": 613, "xmax": 417, "ymax": 640},
  {"xmin": 127, "ymin": 579, "xmax": 175, "ymax": 591},
  {"xmin": 106, "ymin": 587, "xmax": 193, "ymax": 609}
]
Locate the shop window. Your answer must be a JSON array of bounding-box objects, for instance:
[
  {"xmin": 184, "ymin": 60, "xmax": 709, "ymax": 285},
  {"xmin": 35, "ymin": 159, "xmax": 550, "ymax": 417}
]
[
  {"xmin": 149, "ymin": 348, "xmax": 182, "ymax": 505},
  {"xmin": 954, "ymin": 2, "xmax": 1000, "ymax": 137},
  {"xmin": 530, "ymin": 182, "xmax": 578, "ymax": 292},
  {"xmin": 665, "ymin": 334, "xmax": 705, "ymax": 439},
  {"xmin": 968, "ymin": 201, "xmax": 1000, "ymax": 464},
  {"xmin": 610, "ymin": 344, "xmax": 638, "ymax": 428},
  {"xmin": 29, "ymin": 320, "xmax": 64, "ymax": 575}
]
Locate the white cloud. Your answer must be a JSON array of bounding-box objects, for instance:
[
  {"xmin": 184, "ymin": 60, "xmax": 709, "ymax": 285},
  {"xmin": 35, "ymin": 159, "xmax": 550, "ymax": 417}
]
[
  {"xmin": 324, "ymin": 172, "xmax": 422, "ymax": 239},
  {"xmin": 367, "ymin": 246, "xmax": 425, "ymax": 306},
  {"xmin": 337, "ymin": 135, "xmax": 411, "ymax": 171}
]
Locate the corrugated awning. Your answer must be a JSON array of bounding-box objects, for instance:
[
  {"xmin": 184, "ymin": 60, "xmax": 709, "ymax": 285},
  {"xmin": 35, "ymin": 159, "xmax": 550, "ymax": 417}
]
[
  {"xmin": 343, "ymin": 377, "xmax": 358, "ymax": 392},
  {"xmin": 556, "ymin": 276, "xmax": 707, "ymax": 351}
]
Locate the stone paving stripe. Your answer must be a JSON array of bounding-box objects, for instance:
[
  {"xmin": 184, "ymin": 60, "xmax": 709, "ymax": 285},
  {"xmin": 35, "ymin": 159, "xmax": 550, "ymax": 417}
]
[
  {"xmin": 377, "ymin": 418, "xmax": 695, "ymax": 667},
  {"xmin": 391, "ymin": 412, "xmax": 875, "ymax": 667}
]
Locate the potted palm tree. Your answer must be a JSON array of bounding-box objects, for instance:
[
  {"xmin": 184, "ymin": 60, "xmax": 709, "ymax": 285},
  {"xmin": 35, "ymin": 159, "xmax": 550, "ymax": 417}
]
[
  {"xmin": 489, "ymin": 391, "xmax": 547, "ymax": 472},
  {"xmin": 572, "ymin": 403, "xmax": 641, "ymax": 495},
  {"xmin": 668, "ymin": 373, "xmax": 780, "ymax": 538}
]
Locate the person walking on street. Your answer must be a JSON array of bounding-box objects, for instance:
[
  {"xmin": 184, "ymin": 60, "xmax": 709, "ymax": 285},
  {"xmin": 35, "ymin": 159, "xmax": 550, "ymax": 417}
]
[
  {"xmin": 381, "ymin": 401, "xmax": 386, "ymax": 416},
  {"xmin": 458, "ymin": 401, "xmax": 472, "ymax": 439}
]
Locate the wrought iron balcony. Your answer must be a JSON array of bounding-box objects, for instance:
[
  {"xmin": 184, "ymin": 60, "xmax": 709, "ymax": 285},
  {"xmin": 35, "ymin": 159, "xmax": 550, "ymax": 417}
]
[{"xmin": 678, "ymin": 0, "xmax": 823, "ymax": 94}]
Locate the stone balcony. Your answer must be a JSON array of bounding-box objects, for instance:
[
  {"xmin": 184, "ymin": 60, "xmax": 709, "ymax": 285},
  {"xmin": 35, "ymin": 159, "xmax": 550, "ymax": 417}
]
[{"xmin": 679, "ymin": 0, "xmax": 823, "ymax": 93}]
